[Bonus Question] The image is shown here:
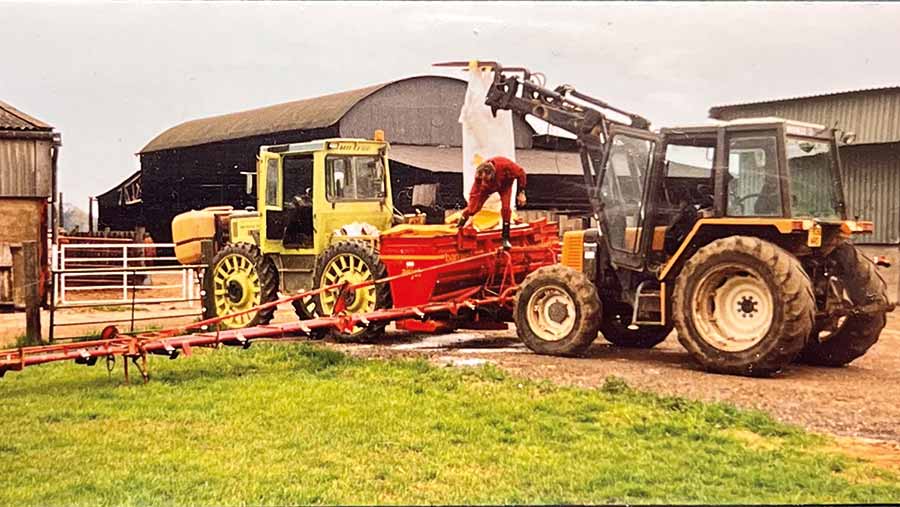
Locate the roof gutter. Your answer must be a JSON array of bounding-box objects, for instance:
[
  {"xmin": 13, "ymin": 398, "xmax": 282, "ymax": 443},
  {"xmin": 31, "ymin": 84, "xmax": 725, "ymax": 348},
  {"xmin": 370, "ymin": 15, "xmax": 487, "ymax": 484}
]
[{"xmin": 0, "ymin": 130, "xmax": 56, "ymax": 140}]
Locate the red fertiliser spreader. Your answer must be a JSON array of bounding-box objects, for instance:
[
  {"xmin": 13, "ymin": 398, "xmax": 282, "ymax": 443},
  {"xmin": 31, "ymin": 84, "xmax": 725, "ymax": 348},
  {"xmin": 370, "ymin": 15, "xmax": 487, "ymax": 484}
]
[
  {"xmin": 380, "ymin": 219, "xmax": 559, "ymax": 332},
  {"xmin": 0, "ymin": 219, "xmax": 560, "ymax": 382}
]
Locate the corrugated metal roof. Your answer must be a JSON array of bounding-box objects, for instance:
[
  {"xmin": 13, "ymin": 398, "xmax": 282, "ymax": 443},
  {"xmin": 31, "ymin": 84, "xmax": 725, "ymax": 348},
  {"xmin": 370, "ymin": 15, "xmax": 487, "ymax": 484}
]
[
  {"xmin": 0, "ymin": 100, "xmax": 52, "ymax": 131},
  {"xmin": 709, "ymin": 85, "xmax": 900, "ymax": 113},
  {"xmin": 389, "ymin": 144, "xmax": 582, "ymax": 175},
  {"xmin": 709, "ymin": 87, "xmax": 900, "ymax": 145},
  {"xmin": 140, "ymin": 76, "xmax": 464, "ymax": 154}
]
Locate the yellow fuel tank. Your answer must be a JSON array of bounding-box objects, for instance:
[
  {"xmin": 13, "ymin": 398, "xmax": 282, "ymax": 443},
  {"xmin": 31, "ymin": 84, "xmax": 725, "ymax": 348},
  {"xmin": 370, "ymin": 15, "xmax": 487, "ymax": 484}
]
[{"xmin": 171, "ymin": 206, "xmax": 233, "ymax": 264}]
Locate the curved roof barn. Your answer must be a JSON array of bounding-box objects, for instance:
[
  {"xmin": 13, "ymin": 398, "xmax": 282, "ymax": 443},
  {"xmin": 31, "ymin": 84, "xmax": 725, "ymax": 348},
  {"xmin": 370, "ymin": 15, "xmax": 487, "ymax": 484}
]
[
  {"xmin": 139, "ymin": 75, "xmax": 535, "ymax": 153},
  {"xmin": 140, "ymin": 83, "xmax": 386, "ymax": 153},
  {"xmin": 101, "ymin": 75, "xmax": 585, "ymax": 242}
]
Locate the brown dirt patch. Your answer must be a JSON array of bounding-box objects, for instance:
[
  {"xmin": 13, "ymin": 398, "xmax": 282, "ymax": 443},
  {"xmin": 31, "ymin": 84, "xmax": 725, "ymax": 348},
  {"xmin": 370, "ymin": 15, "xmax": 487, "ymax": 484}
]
[{"xmin": 830, "ymin": 436, "xmax": 900, "ymax": 473}]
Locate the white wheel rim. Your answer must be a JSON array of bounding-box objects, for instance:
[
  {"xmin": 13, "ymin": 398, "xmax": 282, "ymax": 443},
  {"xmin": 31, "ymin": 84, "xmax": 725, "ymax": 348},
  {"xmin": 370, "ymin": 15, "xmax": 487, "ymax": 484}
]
[
  {"xmin": 692, "ymin": 263, "xmax": 774, "ymax": 352},
  {"xmin": 526, "ymin": 286, "xmax": 577, "ymax": 342}
]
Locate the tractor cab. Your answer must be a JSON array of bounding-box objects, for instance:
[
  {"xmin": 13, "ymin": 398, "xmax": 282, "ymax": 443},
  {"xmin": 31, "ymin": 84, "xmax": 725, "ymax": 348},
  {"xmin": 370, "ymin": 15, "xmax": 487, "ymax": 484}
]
[
  {"xmin": 222, "ymin": 134, "xmax": 394, "ymax": 297},
  {"xmin": 588, "ymin": 118, "xmax": 854, "ymax": 275},
  {"xmin": 246, "ymin": 134, "xmax": 394, "ymax": 255}
]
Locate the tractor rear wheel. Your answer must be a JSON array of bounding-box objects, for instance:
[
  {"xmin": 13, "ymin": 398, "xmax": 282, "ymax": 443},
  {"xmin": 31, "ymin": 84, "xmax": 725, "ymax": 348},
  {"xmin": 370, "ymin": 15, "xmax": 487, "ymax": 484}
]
[
  {"xmin": 672, "ymin": 236, "xmax": 815, "ymax": 376},
  {"xmin": 204, "ymin": 242, "xmax": 278, "ymax": 329},
  {"xmin": 797, "ymin": 242, "xmax": 888, "ymax": 367},
  {"xmin": 313, "ymin": 240, "xmax": 391, "ymax": 342},
  {"xmin": 514, "ymin": 265, "xmax": 601, "ymax": 356},
  {"xmin": 599, "ymin": 308, "xmax": 672, "ymax": 349}
]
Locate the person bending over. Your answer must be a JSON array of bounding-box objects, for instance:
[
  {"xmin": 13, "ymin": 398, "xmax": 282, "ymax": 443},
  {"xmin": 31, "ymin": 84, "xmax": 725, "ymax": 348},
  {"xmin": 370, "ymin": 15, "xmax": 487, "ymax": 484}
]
[{"xmin": 457, "ymin": 156, "xmax": 527, "ymax": 249}]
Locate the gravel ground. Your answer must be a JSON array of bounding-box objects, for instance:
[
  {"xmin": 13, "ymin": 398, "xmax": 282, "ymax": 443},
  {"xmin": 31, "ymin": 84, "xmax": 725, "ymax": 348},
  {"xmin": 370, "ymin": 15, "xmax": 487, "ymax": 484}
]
[{"xmin": 331, "ymin": 311, "xmax": 900, "ymax": 443}]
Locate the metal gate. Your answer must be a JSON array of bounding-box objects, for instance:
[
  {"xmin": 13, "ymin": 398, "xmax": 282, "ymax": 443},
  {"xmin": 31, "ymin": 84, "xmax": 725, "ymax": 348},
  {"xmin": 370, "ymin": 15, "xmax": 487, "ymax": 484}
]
[{"xmin": 48, "ymin": 242, "xmax": 206, "ymax": 341}]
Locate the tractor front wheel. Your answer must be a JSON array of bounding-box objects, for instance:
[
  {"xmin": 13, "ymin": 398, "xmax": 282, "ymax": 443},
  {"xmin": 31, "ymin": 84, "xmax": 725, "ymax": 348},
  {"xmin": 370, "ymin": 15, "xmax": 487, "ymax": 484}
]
[
  {"xmin": 514, "ymin": 265, "xmax": 601, "ymax": 356},
  {"xmin": 599, "ymin": 308, "xmax": 672, "ymax": 349},
  {"xmin": 313, "ymin": 240, "xmax": 391, "ymax": 342},
  {"xmin": 797, "ymin": 242, "xmax": 888, "ymax": 367},
  {"xmin": 672, "ymin": 236, "xmax": 815, "ymax": 376},
  {"xmin": 204, "ymin": 243, "xmax": 278, "ymax": 329}
]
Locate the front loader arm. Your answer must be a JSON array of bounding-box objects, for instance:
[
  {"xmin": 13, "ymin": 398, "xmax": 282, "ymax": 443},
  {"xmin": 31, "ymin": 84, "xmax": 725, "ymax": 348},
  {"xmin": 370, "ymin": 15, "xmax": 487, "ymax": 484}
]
[
  {"xmin": 481, "ymin": 63, "xmax": 652, "ymax": 213},
  {"xmin": 484, "ymin": 65, "xmax": 651, "ymax": 151}
]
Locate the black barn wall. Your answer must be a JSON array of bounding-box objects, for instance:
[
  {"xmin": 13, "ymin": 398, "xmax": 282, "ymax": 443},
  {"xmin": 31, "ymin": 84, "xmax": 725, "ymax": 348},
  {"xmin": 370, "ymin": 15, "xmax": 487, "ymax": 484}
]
[
  {"xmin": 101, "ymin": 150, "xmax": 591, "ymax": 240},
  {"xmin": 135, "ymin": 126, "xmax": 338, "ymax": 242},
  {"xmin": 389, "ymin": 161, "xmax": 590, "ymax": 219},
  {"xmin": 96, "ymin": 196, "xmax": 143, "ymax": 232}
]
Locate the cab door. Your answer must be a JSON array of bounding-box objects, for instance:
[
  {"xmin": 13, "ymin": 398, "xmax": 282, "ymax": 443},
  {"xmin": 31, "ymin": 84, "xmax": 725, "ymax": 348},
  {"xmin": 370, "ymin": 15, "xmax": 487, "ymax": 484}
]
[
  {"xmin": 598, "ymin": 126, "xmax": 663, "ymax": 270},
  {"xmin": 259, "ymin": 153, "xmax": 316, "ymax": 256},
  {"xmin": 258, "ymin": 152, "xmax": 283, "ymax": 246}
]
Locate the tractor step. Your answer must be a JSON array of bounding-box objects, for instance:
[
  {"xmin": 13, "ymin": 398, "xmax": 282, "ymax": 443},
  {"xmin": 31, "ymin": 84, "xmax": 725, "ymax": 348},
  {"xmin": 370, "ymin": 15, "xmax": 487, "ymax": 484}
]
[{"xmin": 631, "ymin": 282, "xmax": 665, "ymax": 326}]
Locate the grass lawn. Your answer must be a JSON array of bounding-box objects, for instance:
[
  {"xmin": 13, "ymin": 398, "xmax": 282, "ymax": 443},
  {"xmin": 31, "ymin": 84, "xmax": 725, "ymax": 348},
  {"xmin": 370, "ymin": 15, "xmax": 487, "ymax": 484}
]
[{"xmin": 1, "ymin": 343, "xmax": 898, "ymax": 505}]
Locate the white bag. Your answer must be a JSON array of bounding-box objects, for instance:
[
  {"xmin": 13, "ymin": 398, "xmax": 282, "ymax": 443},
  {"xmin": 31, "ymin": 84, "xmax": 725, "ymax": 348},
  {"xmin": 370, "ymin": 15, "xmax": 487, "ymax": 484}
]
[{"xmin": 458, "ymin": 65, "xmax": 517, "ymax": 212}]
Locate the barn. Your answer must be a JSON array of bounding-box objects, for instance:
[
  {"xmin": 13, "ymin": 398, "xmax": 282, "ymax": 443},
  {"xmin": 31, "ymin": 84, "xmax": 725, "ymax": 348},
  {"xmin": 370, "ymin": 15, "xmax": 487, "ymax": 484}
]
[
  {"xmin": 98, "ymin": 76, "xmax": 586, "ymax": 242},
  {"xmin": 710, "ymin": 87, "xmax": 900, "ymax": 300}
]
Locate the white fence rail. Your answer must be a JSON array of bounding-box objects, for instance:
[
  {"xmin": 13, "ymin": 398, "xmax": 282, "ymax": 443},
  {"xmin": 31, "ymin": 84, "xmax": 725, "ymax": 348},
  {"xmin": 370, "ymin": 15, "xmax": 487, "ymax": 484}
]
[{"xmin": 51, "ymin": 242, "xmax": 204, "ymax": 308}]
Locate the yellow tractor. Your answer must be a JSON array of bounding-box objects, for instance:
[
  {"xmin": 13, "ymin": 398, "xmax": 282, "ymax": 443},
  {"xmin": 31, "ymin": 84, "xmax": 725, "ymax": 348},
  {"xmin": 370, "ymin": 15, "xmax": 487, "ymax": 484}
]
[
  {"xmin": 172, "ymin": 132, "xmax": 402, "ymax": 340},
  {"xmin": 485, "ymin": 64, "xmax": 893, "ymax": 376}
]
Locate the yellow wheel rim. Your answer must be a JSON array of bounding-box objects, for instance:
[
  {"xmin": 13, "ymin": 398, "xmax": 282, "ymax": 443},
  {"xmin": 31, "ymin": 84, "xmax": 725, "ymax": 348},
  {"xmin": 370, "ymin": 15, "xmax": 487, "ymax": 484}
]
[
  {"xmin": 319, "ymin": 253, "xmax": 377, "ymax": 333},
  {"xmin": 211, "ymin": 253, "xmax": 260, "ymax": 329}
]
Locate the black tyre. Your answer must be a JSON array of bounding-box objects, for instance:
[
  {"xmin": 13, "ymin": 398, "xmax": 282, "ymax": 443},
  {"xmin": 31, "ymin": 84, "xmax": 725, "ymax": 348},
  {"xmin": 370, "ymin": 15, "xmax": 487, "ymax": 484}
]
[
  {"xmin": 599, "ymin": 307, "xmax": 672, "ymax": 349},
  {"xmin": 292, "ymin": 296, "xmax": 317, "ymax": 320},
  {"xmin": 672, "ymin": 236, "xmax": 815, "ymax": 377},
  {"xmin": 204, "ymin": 242, "xmax": 278, "ymax": 329},
  {"xmin": 514, "ymin": 265, "xmax": 602, "ymax": 356},
  {"xmin": 313, "ymin": 239, "xmax": 391, "ymax": 342},
  {"xmin": 797, "ymin": 242, "xmax": 888, "ymax": 366},
  {"xmin": 292, "ymin": 295, "xmax": 327, "ymax": 340}
]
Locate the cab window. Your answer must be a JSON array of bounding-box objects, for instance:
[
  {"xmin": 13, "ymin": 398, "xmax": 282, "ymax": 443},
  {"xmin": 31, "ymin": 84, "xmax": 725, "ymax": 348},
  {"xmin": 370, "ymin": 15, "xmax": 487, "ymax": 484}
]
[
  {"xmin": 265, "ymin": 158, "xmax": 279, "ymax": 207},
  {"xmin": 325, "ymin": 155, "xmax": 385, "ymax": 201},
  {"xmin": 726, "ymin": 135, "xmax": 782, "ymax": 216},
  {"xmin": 786, "ymin": 138, "xmax": 840, "ymax": 219},
  {"xmin": 600, "ymin": 135, "xmax": 654, "ymax": 253},
  {"xmin": 662, "ymin": 143, "xmax": 715, "ymax": 209}
]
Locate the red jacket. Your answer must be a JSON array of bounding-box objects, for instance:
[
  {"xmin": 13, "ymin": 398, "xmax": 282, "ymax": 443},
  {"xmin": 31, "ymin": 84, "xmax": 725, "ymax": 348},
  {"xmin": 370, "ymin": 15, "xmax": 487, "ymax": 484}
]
[{"xmin": 464, "ymin": 156, "xmax": 527, "ymax": 218}]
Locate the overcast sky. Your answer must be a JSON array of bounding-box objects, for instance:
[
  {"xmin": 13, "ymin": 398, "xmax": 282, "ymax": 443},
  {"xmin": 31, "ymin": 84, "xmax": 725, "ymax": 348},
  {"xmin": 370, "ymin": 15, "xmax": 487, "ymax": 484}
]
[{"xmin": 3, "ymin": 1, "xmax": 899, "ymax": 207}]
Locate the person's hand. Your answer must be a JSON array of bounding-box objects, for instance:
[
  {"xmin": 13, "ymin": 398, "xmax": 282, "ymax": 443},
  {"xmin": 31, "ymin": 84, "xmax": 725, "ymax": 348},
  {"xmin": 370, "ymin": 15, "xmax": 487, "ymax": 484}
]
[
  {"xmin": 456, "ymin": 215, "xmax": 468, "ymax": 229},
  {"xmin": 516, "ymin": 191, "xmax": 527, "ymax": 207}
]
